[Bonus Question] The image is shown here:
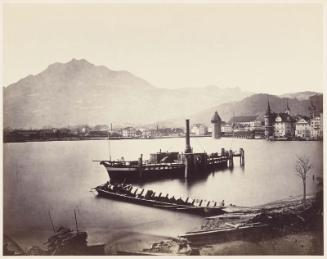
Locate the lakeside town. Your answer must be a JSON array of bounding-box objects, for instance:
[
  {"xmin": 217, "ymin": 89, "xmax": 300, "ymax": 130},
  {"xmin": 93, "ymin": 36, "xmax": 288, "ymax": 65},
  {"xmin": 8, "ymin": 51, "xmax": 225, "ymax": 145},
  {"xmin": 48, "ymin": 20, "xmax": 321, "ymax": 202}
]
[
  {"xmin": 4, "ymin": 100, "xmax": 323, "ymax": 142},
  {"xmin": 3, "ymin": 3, "xmax": 324, "ymax": 256}
]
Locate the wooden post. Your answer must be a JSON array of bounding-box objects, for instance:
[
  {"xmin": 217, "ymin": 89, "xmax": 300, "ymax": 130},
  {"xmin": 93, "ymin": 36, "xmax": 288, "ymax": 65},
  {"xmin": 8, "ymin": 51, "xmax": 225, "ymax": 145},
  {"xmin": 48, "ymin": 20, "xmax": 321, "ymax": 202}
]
[
  {"xmin": 240, "ymin": 148, "xmax": 245, "ymax": 166},
  {"xmin": 228, "ymin": 149, "xmax": 234, "ymax": 168}
]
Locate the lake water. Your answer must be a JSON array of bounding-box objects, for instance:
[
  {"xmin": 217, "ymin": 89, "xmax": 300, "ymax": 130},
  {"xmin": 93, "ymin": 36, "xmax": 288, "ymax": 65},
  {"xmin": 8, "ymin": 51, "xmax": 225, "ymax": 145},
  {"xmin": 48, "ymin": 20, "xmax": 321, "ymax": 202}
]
[{"xmin": 3, "ymin": 137, "xmax": 323, "ymax": 248}]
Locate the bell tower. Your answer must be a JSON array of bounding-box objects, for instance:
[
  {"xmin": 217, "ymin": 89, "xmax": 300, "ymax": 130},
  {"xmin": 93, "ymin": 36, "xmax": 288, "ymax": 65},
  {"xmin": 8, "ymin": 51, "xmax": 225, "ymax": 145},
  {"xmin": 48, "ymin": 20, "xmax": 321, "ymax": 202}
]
[{"xmin": 264, "ymin": 99, "xmax": 273, "ymax": 139}]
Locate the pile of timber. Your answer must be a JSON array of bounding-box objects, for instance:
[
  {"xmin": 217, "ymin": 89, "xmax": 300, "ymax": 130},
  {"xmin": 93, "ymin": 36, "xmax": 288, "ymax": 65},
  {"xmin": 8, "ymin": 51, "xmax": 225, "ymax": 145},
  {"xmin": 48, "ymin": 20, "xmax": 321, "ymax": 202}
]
[{"xmin": 181, "ymin": 196, "xmax": 321, "ymax": 245}]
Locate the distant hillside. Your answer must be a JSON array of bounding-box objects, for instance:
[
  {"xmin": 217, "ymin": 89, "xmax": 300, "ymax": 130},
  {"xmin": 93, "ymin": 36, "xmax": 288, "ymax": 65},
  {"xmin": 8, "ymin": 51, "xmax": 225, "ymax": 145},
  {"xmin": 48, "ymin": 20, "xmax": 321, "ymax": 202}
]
[
  {"xmin": 279, "ymin": 91, "xmax": 320, "ymax": 100},
  {"xmin": 158, "ymin": 94, "xmax": 323, "ymax": 128},
  {"xmin": 3, "ymin": 59, "xmax": 251, "ymax": 129}
]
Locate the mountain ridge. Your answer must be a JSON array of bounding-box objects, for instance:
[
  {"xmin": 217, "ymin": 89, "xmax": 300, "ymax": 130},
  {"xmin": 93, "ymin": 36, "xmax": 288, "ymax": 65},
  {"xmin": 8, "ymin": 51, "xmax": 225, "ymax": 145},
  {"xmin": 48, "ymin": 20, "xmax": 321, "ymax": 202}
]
[{"xmin": 4, "ymin": 59, "xmax": 252, "ymax": 129}]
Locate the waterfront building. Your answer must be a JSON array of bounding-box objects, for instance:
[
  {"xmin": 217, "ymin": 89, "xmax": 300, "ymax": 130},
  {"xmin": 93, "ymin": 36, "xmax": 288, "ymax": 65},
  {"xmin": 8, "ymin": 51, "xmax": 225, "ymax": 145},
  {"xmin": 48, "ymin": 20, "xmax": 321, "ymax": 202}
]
[
  {"xmin": 229, "ymin": 116, "xmax": 261, "ymax": 131},
  {"xmin": 295, "ymin": 118, "xmax": 311, "ymax": 139},
  {"xmin": 265, "ymin": 99, "xmax": 296, "ymax": 139},
  {"xmin": 141, "ymin": 128, "xmax": 157, "ymax": 138},
  {"xmin": 121, "ymin": 127, "xmax": 137, "ymax": 137},
  {"xmin": 191, "ymin": 124, "xmax": 208, "ymax": 136},
  {"xmin": 211, "ymin": 111, "xmax": 222, "ymax": 139},
  {"xmin": 310, "ymin": 116, "xmax": 321, "ymax": 140},
  {"xmin": 273, "ymin": 113, "xmax": 296, "ymax": 138},
  {"xmin": 221, "ymin": 123, "xmax": 233, "ymax": 133}
]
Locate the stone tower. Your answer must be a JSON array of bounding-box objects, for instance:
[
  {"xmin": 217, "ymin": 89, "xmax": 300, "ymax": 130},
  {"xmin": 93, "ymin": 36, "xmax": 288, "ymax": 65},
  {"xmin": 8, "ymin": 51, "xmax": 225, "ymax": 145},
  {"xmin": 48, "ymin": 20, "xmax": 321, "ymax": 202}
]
[
  {"xmin": 211, "ymin": 111, "xmax": 222, "ymax": 139},
  {"xmin": 264, "ymin": 99, "xmax": 273, "ymax": 139}
]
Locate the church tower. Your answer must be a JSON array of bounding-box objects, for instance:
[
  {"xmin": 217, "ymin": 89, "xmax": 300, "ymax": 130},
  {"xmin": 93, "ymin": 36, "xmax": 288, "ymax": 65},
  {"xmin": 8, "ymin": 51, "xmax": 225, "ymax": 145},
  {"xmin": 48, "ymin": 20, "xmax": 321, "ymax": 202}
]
[
  {"xmin": 264, "ymin": 99, "xmax": 273, "ymax": 139},
  {"xmin": 285, "ymin": 100, "xmax": 291, "ymax": 115},
  {"xmin": 211, "ymin": 111, "xmax": 222, "ymax": 139}
]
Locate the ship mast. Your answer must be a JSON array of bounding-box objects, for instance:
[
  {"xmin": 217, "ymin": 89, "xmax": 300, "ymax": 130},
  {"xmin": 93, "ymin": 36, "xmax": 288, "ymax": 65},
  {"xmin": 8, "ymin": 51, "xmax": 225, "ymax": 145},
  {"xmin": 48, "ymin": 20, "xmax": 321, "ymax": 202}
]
[
  {"xmin": 108, "ymin": 126, "xmax": 111, "ymax": 161},
  {"xmin": 48, "ymin": 209, "xmax": 56, "ymax": 233},
  {"xmin": 74, "ymin": 210, "xmax": 79, "ymax": 233}
]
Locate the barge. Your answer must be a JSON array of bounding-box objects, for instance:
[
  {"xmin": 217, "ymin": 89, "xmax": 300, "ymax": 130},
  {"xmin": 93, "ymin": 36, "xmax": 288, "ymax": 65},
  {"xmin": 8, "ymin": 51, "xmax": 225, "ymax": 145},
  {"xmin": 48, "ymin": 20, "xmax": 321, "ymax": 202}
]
[{"xmin": 95, "ymin": 181, "xmax": 226, "ymax": 216}]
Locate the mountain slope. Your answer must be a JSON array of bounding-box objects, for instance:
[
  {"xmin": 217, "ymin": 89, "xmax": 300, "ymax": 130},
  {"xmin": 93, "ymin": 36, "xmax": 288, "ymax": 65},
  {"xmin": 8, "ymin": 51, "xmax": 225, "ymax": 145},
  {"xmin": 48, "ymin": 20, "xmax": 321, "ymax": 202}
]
[
  {"xmin": 158, "ymin": 93, "xmax": 323, "ymax": 128},
  {"xmin": 3, "ymin": 59, "xmax": 251, "ymax": 129},
  {"xmin": 279, "ymin": 91, "xmax": 319, "ymax": 100}
]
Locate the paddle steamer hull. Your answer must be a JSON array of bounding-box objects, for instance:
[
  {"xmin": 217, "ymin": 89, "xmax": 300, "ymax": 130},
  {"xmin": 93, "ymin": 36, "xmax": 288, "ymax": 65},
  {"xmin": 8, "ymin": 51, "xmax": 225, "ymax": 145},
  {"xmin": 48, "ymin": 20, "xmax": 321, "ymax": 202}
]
[{"xmin": 100, "ymin": 161, "xmax": 185, "ymax": 182}]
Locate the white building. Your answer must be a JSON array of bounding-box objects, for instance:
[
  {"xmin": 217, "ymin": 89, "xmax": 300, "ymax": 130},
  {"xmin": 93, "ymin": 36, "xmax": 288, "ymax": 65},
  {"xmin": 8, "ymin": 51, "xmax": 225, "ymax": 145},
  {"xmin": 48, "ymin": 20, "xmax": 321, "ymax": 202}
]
[
  {"xmin": 229, "ymin": 116, "xmax": 261, "ymax": 131},
  {"xmin": 295, "ymin": 118, "xmax": 311, "ymax": 139},
  {"xmin": 310, "ymin": 116, "xmax": 321, "ymax": 140},
  {"xmin": 141, "ymin": 128, "xmax": 157, "ymax": 138},
  {"xmin": 122, "ymin": 127, "xmax": 137, "ymax": 137},
  {"xmin": 273, "ymin": 114, "xmax": 295, "ymax": 138},
  {"xmin": 221, "ymin": 123, "xmax": 233, "ymax": 133},
  {"xmin": 191, "ymin": 124, "xmax": 208, "ymax": 135}
]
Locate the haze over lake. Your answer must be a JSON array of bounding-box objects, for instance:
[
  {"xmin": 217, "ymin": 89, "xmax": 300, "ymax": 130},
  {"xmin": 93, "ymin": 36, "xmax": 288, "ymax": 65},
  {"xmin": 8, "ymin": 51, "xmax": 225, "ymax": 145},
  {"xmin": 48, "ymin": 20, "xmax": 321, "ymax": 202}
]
[{"xmin": 3, "ymin": 138, "xmax": 322, "ymax": 247}]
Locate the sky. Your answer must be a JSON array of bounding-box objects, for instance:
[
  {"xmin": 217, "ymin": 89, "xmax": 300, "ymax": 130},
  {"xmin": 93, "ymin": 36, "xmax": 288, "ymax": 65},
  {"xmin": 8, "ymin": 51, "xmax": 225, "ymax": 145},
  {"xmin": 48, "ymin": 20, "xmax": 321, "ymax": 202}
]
[{"xmin": 3, "ymin": 3, "xmax": 323, "ymax": 95}]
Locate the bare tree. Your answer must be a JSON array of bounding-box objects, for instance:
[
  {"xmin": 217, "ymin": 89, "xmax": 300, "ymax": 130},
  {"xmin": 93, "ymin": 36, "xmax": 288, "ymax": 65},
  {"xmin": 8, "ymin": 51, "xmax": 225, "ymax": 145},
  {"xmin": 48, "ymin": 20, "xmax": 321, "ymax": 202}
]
[{"xmin": 295, "ymin": 155, "xmax": 312, "ymax": 202}]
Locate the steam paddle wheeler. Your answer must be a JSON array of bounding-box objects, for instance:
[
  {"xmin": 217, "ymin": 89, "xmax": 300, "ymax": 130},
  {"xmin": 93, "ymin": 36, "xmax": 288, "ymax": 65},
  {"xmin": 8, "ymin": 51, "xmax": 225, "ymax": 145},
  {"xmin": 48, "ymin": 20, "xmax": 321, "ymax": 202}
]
[
  {"xmin": 100, "ymin": 151, "xmax": 185, "ymax": 182},
  {"xmin": 97, "ymin": 119, "xmax": 242, "ymax": 182}
]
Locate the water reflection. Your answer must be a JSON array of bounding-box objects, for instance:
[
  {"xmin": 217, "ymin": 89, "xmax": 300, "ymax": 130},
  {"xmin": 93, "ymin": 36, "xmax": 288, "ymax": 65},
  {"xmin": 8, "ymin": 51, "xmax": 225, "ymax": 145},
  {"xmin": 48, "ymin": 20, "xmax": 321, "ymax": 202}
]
[{"xmin": 3, "ymin": 138, "xmax": 323, "ymax": 247}]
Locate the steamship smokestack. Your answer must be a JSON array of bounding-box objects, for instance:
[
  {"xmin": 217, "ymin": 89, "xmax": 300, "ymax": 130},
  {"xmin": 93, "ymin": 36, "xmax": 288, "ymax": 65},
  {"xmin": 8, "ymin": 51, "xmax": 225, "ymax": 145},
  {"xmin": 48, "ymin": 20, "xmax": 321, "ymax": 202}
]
[{"xmin": 185, "ymin": 119, "xmax": 192, "ymax": 153}]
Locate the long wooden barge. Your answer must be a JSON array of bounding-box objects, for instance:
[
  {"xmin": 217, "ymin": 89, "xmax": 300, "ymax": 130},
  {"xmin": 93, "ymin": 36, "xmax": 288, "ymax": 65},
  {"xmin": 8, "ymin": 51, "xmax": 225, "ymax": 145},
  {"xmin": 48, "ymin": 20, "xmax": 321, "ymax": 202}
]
[{"xmin": 95, "ymin": 182, "xmax": 226, "ymax": 216}]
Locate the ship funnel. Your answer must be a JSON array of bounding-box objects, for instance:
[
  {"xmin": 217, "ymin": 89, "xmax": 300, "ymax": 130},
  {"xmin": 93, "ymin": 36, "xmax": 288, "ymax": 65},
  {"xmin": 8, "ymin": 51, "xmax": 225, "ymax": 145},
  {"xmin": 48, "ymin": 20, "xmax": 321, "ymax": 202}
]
[{"xmin": 185, "ymin": 119, "xmax": 192, "ymax": 153}]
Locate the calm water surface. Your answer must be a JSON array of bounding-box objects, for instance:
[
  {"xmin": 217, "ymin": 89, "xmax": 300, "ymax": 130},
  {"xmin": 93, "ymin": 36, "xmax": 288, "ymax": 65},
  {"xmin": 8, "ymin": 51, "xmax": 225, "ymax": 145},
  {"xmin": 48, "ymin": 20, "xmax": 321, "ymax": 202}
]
[{"xmin": 3, "ymin": 138, "xmax": 323, "ymax": 247}]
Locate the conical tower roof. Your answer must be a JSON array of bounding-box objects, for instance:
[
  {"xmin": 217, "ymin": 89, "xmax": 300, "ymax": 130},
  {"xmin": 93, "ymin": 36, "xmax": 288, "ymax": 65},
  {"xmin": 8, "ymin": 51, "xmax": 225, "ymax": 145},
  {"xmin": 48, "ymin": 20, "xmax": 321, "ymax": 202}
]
[
  {"xmin": 265, "ymin": 99, "xmax": 271, "ymax": 116},
  {"xmin": 211, "ymin": 111, "xmax": 221, "ymax": 123}
]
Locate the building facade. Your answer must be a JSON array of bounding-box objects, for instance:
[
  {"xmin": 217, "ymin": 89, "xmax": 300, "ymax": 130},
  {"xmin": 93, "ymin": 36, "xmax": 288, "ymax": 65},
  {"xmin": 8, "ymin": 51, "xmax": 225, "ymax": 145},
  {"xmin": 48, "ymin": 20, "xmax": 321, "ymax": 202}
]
[
  {"xmin": 265, "ymin": 99, "xmax": 296, "ymax": 139},
  {"xmin": 273, "ymin": 114, "xmax": 296, "ymax": 138},
  {"xmin": 191, "ymin": 124, "xmax": 208, "ymax": 136},
  {"xmin": 310, "ymin": 116, "xmax": 321, "ymax": 140},
  {"xmin": 122, "ymin": 127, "xmax": 137, "ymax": 137},
  {"xmin": 295, "ymin": 118, "xmax": 311, "ymax": 139}
]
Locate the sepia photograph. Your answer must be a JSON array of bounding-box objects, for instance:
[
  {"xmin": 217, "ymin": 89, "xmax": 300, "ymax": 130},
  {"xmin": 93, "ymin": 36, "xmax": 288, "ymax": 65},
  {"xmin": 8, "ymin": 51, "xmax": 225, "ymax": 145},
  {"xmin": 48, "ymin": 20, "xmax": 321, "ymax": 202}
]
[{"xmin": 2, "ymin": 1, "xmax": 325, "ymax": 256}]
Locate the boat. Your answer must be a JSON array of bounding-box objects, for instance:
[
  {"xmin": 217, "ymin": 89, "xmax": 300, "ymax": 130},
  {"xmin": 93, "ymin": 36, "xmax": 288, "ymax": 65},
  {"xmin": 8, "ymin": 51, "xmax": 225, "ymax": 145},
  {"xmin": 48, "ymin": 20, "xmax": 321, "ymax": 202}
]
[
  {"xmin": 99, "ymin": 152, "xmax": 186, "ymax": 182},
  {"xmin": 97, "ymin": 120, "xmax": 234, "ymax": 182},
  {"xmin": 95, "ymin": 181, "xmax": 226, "ymax": 216}
]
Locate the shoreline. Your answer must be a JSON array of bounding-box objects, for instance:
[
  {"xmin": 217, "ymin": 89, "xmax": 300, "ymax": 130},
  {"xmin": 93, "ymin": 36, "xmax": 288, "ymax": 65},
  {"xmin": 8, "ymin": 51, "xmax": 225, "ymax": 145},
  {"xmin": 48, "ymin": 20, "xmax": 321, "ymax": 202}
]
[
  {"xmin": 4, "ymin": 135, "xmax": 323, "ymax": 144},
  {"xmin": 5, "ymin": 194, "xmax": 323, "ymax": 255}
]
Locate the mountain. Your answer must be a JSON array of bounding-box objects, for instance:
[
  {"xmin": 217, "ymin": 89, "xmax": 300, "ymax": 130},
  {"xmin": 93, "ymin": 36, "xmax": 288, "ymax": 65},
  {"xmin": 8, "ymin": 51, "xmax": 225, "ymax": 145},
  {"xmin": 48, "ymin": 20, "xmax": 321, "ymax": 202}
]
[
  {"xmin": 3, "ymin": 59, "xmax": 251, "ymax": 129},
  {"xmin": 158, "ymin": 93, "xmax": 323, "ymax": 128},
  {"xmin": 279, "ymin": 91, "xmax": 320, "ymax": 100}
]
